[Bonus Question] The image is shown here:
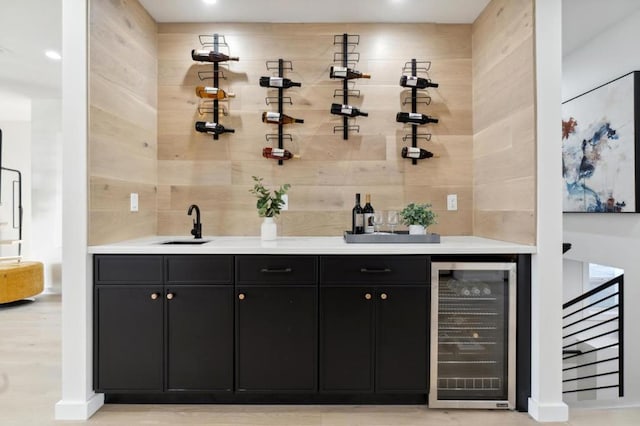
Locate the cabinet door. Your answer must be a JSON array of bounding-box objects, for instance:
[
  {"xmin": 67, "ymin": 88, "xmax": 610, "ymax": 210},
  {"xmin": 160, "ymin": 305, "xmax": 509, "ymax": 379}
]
[
  {"xmin": 166, "ymin": 285, "xmax": 233, "ymax": 392},
  {"xmin": 375, "ymin": 286, "xmax": 429, "ymax": 393},
  {"xmin": 320, "ymin": 286, "xmax": 374, "ymax": 393},
  {"xmin": 95, "ymin": 285, "xmax": 163, "ymax": 392},
  {"xmin": 236, "ymin": 286, "xmax": 317, "ymax": 392}
]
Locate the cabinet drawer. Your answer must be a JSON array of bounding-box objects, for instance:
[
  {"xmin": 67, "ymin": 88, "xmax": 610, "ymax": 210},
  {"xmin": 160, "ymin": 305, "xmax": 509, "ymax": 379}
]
[
  {"xmin": 95, "ymin": 255, "xmax": 163, "ymax": 284},
  {"xmin": 166, "ymin": 255, "xmax": 233, "ymax": 285},
  {"xmin": 320, "ymin": 256, "xmax": 428, "ymax": 285},
  {"xmin": 236, "ymin": 256, "xmax": 317, "ymax": 285}
]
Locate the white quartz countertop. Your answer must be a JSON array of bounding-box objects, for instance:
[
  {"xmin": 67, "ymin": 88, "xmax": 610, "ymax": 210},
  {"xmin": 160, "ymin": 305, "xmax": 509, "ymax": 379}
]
[{"xmin": 88, "ymin": 236, "xmax": 536, "ymax": 255}]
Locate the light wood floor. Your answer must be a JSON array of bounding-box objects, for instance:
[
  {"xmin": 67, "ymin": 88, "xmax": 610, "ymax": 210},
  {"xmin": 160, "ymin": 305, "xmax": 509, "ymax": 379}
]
[{"xmin": 1, "ymin": 294, "xmax": 639, "ymax": 425}]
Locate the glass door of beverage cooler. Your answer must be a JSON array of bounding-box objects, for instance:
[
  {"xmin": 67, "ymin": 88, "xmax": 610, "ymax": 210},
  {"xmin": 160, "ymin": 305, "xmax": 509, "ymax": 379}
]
[{"xmin": 429, "ymin": 262, "xmax": 516, "ymax": 409}]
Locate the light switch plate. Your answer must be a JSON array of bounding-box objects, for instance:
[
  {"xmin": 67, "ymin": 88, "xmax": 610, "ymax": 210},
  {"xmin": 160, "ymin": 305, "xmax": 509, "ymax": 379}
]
[
  {"xmin": 130, "ymin": 193, "xmax": 139, "ymax": 212},
  {"xmin": 447, "ymin": 194, "xmax": 457, "ymax": 211}
]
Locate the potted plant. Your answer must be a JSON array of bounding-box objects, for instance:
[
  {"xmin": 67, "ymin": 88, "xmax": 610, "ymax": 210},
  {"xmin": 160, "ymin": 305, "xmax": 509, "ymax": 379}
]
[
  {"xmin": 399, "ymin": 202, "xmax": 437, "ymax": 235},
  {"xmin": 249, "ymin": 176, "xmax": 291, "ymax": 240}
]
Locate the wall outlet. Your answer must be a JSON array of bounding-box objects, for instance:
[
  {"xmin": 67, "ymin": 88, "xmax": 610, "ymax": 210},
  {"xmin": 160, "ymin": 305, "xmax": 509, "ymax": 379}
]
[
  {"xmin": 447, "ymin": 194, "xmax": 458, "ymax": 211},
  {"xmin": 130, "ymin": 193, "xmax": 139, "ymax": 212},
  {"xmin": 281, "ymin": 194, "xmax": 289, "ymax": 211}
]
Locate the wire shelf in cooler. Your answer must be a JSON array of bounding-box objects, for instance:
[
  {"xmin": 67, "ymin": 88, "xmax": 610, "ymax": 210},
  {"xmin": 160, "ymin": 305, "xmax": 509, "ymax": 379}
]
[{"xmin": 438, "ymin": 377, "xmax": 502, "ymax": 391}]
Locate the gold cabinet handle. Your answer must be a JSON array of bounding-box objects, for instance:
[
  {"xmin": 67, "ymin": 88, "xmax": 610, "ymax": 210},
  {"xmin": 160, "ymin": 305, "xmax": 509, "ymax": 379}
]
[
  {"xmin": 166, "ymin": 292, "xmax": 175, "ymax": 300},
  {"xmin": 380, "ymin": 293, "xmax": 388, "ymax": 300},
  {"xmin": 150, "ymin": 293, "xmax": 159, "ymax": 300},
  {"xmin": 238, "ymin": 293, "xmax": 245, "ymax": 300},
  {"xmin": 365, "ymin": 293, "xmax": 372, "ymax": 300}
]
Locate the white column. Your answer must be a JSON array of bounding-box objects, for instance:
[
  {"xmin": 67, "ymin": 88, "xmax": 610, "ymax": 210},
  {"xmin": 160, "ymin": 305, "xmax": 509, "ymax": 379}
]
[
  {"xmin": 529, "ymin": 0, "xmax": 568, "ymax": 422},
  {"xmin": 55, "ymin": 0, "xmax": 104, "ymax": 419}
]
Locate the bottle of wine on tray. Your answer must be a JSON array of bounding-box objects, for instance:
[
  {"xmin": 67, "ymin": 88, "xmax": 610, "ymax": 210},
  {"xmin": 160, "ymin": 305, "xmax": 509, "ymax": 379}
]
[
  {"xmin": 396, "ymin": 112, "xmax": 439, "ymax": 125},
  {"xmin": 399, "ymin": 75, "xmax": 439, "ymax": 89},
  {"xmin": 352, "ymin": 193, "xmax": 364, "ymax": 235},
  {"xmin": 259, "ymin": 76, "xmax": 302, "ymax": 88},
  {"xmin": 195, "ymin": 86, "xmax": 235, "ymax": 99},
  {"xmin": 262, "ymin": 147, "xmax": 299, "ymax": 160},
  {"xmin": 401, "ymin": 147, "xmax": 434, "ymax": 159},
  {"xmin": 363, "ymin": 194, "xmax": 375, "ymax": 234},
  {"xmin": 191, "ymin": 49, "xmax": 239, "ymax": 62},
  {"xmin": 195, "ymin": 121, "xmax": 235, "ymax": 135},
  {"xmin": 329, "ymin": 66, "xmax": 371, "ymax": 80},
  {"xmin": 330, "ymin": 103, "xmax": 368, "ymax": 118},
  {"xmin": 261, "ymin": 112, "xmax": 304, "ymax": 124}
]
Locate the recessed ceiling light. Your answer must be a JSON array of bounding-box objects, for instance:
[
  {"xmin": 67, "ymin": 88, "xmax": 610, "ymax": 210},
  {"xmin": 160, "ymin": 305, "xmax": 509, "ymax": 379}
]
[{"xmin": 45, "ymin": 50, "xmax": 62, "ymax": 60}]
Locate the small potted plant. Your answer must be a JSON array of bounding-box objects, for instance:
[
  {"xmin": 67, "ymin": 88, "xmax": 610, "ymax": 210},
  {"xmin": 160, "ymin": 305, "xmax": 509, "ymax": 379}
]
[
  {"xmin": 249, "ymin": 176, "xmax": 291, "ymax": 240},
  {"xmin": 399, "ymin": 202, "xmax": 437, "ymax": 235}
]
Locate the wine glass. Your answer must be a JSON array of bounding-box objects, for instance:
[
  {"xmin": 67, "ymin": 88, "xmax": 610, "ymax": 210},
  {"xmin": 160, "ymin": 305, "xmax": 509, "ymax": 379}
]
[
  {"xmin": 373, "ymin": 211, "xmax": 385, "ymax": 233},
  {"xmin": 387, "ymin": 210, "xmax": 399, "ymax": 234}
]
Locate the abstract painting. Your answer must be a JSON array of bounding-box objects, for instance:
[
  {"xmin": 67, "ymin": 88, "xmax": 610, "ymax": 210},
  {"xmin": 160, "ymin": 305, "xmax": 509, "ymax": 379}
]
[{"xmin": 562, "ymin": 71, "xmax": 640, "ymax": 213}]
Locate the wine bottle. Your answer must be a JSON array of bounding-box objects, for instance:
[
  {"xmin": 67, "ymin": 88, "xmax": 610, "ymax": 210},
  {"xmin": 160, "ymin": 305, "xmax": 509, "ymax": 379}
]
[
  {"xmin": 401, "ymin": 147, "xmax": 434, "ymax": 159},
  {"xmin": 191, "ymin": 49, "xmax": 239, "ymax": 62},
  {"xmin": 352, "ymin": 193, "xmax": 364, "ymax": 235},
  {"xmin": 396, "ymin": 112, "xmax": 439, "ymax": 125},
  {"xmin": 363, "ymin": 194, "xmax": 375, "ymax": 234},
  {"xmin": 329, "ymin": 66, "xmax": 371, "ymax": 80},
  {"xmin": 259, "ymin": 76, "xmax": 302, "ymax": 88},
  {"xmin": 399, "ymin": 75, "xmax": 439, "ymax": 89},
  {"xmin": 262, "ymin": 147, "xmax": 299, "ymax": 160},
  {"xmin": 261, "ymin": 111, "xmax": 304, "ymax": 124},
  {"xmin": 195, "ymin": 121, "xmax": 235, "ymax": 135},
  {"xmin": 330, "ymin": 103, "xmax": 369, "ymax": 118},
  {"xmin": 195, "ymin": 86, "xmax": 235, "ymax": 99}
]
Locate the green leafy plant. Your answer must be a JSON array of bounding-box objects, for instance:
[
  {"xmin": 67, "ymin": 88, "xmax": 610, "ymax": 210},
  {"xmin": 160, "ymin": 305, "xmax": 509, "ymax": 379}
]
[
  {"xmin": 399, "ymin": 202, "xmax": 437, "ymax": 228},
  {"xmin": 249, "ymin": 176, "xmax": 291, "ymax": 218}
]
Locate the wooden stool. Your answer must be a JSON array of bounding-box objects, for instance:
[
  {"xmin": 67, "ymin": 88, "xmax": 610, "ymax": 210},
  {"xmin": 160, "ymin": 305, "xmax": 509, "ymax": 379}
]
[{"xmin": 0, "ymin": 261, "xmax": 44, "ymax": 304}]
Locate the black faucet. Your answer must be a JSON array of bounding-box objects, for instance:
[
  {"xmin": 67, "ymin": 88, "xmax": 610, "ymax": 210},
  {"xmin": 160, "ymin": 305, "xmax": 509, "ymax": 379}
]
[{"xmin": 187, "ymin": 204, "xmax": 202, "ymax": 239}]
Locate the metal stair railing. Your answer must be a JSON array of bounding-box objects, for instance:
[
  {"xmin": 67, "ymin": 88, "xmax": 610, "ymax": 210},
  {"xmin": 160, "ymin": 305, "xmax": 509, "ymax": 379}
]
[{"xmin": 562, "ymin": 274, "xmax": 623, "ymax": 397}]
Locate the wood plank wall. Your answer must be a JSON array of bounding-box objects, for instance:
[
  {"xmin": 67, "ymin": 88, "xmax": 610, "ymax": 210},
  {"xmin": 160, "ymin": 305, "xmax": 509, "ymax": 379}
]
[
  {"xmin": 472, "ymin": 0, "xmax": 536, "ymax": 245},
  {"xmin": 88, "ymin": 0, "xmax": 158, "ymax": 245},
  {"xmin": 157, "ymin": 23, "xmax": 473, "ymax": 237}
]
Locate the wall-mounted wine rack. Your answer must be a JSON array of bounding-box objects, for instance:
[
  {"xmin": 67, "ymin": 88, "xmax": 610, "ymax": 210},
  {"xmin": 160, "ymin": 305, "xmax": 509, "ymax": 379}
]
[
  {"xmin": 193, "ymin": 33, "xmax": 235, "ymax": 140},
  {"xmin": 261, "ymin": 59, "xmax": 302, "ymax": 166},
  {"xmin": 331, "ymin": 33, "xmax": 364, "ymax": 140},
  {"xmin": 400, "ymin": 59, "xmax": 438, "ymax": 165}
]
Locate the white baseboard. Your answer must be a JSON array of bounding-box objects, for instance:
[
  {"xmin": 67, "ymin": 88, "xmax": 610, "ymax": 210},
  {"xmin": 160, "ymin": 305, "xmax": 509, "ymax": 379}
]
[
  {"xmin": 528, "ymin": 397, "xmax": 569, "ymax": 422},
  {"xmin": 55, "ymin": 393, "xmax": 104, "ymax": 420}
]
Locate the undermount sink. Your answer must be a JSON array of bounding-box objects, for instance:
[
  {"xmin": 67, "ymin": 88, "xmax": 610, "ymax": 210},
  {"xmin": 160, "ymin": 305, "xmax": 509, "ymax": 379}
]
[{"xmin": 161, "ymin": 240, "xmax": 211, "ymax": 245}]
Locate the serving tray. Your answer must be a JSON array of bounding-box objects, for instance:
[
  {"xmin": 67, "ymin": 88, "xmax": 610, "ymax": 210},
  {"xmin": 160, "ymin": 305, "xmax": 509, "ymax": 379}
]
[{"xmin": 344, "ymin": 231, "xmax": 441, "ymax": 244}]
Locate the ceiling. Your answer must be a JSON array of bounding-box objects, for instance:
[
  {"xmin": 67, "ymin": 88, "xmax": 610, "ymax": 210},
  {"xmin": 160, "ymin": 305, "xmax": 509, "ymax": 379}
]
[
  {"xmin": 138, "ymin": 0, "xmax": 490, "ymax": 23},
  {"xmin": 2, "ymin": 0, "xmax": 640, "ymax": 102},
  {"xmin": 562, "ymin": 0, "xmax": 640, "ymax": 56},
  {"xmin": 0, "ymin": 0, "xmax": 61, "ymax": 100}
]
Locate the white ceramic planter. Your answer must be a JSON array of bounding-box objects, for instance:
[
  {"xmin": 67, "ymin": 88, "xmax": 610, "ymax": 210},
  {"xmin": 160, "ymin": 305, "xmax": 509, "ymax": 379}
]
[
  {"xmin": 261, "ymin": 217, "xmax": 277, "ymax": 241},
  {"xmin": 408, "ymin": 224, "xmax": 426, "ymax": 235}
]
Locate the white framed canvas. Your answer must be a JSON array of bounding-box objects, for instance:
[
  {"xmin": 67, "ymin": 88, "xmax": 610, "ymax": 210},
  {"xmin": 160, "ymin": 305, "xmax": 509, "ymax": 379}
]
[{"xmin": 562, "ymin": 71, "xmax": 640, "ymax": 213}]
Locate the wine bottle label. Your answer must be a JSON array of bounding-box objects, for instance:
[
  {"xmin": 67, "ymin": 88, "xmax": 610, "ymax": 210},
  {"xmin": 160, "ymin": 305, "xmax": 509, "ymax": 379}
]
[
  {"xmin": 333, "ymin": 66, "xmax": 347, "ymax": 77},
  {"xmin": 407, "ymin": 147, "xmax": 420, "ymax": 158},
  {"xmin": 266, "ymin": 112, "xmax": 280, "ymax": 122},
  {"xmin": 364, "ymin": 213, "xmax": 375, "ymax": 233},
  {"xmin": 204, "ymin": 122, "xmax": 218, "ymax": 128},
  {"xmin": 271, "ymin": 148, "xmax": 285, "ymax": 157},
  {"xmin": 409, "ymin": 112, "xmax": 422, "ymax": 120},
  {"xmin": 341, "ymin": 105, "xmax": 353, "ymax": 114},
  {"xmin": 355, "ymin": 214, "xmax": 363, "ymax": 228},
  {"xmin": 194, "ymin": 49, "xmax": 209, "ymax": 56},
  {"xmin": 204, "ymin": 87, "xmax": 219, "ymax": 94},
  {"xmin": 270, "ymin": 77, "xmax": 284, "ymax": 87},
  {"xmin": 406, "ymin": 76, "xmax": 418, "ymax": 86}
]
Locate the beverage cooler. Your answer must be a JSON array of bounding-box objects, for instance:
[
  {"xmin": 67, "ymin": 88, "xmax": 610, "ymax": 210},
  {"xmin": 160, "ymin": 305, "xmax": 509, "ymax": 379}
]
[{"xmin": 430, "ymin": 262, "xmax": 516, "ymax": 409}]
